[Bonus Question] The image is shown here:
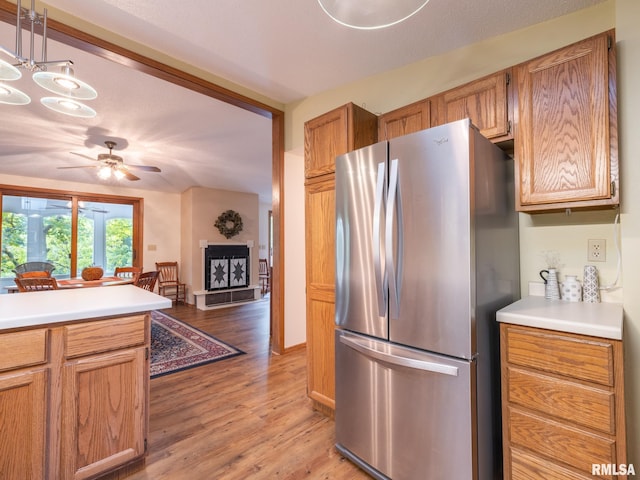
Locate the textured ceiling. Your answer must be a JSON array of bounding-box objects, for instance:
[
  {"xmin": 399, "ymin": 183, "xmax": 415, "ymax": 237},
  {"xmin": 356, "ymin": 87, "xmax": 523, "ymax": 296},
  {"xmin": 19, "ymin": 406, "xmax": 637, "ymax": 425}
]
[{"xmin": 0, "ymin": 0, "xmax": 606, "ymax": 200}]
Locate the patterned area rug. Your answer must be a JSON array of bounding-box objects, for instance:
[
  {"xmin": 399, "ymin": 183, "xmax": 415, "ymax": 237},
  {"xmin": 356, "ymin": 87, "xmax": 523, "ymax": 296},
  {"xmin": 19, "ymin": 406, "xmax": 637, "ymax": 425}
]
[{"xmin": 150, "ymin": 310, "xmax": 244, "ymax": 378}]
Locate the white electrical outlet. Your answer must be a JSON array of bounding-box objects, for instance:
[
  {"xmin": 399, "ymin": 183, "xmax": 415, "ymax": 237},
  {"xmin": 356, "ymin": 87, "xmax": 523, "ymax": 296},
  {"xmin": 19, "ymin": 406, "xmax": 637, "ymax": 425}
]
[{"xmin": 588, "ymin": 239, "xmax": 606, "ymax": 262}]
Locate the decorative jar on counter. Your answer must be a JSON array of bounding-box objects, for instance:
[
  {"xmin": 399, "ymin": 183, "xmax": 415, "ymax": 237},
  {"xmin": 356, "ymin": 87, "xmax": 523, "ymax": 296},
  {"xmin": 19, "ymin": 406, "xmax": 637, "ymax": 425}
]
[{"xmin": 561, "ymin": 275, "xmax": 582, "ymax": 302}]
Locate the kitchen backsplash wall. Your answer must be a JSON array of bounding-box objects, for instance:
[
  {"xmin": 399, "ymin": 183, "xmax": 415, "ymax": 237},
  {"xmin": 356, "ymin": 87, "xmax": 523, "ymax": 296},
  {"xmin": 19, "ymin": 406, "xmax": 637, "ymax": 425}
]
[{"xmin": 519, "ymin": 209, "xmax": 622, "ymax": 303}]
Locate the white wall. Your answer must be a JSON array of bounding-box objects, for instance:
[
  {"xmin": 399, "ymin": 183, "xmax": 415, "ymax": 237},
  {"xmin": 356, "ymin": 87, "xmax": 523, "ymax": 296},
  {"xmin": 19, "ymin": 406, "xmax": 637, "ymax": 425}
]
[
  {"xmin": 258, "ymin": 201, "xmax": 272, "ymax": 263},
  {"xmin": 616, "ymin": 0, "xmax": 640, "ymax": 462},
  {"xmin": 283, "ymin": 151, "xmax": 306, "ymax": 348}
]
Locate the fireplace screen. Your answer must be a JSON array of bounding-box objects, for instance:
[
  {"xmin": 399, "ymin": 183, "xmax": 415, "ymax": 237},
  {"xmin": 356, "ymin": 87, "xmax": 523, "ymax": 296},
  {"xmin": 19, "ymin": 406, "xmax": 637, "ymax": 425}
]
[{"xmin": 205, "ymin": 245, "xmax": 250, "ymax": 291}]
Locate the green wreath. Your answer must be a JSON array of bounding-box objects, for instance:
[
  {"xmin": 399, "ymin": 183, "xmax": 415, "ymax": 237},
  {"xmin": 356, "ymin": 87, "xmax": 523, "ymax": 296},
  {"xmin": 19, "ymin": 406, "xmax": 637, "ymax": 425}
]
[{"xmin": 214, "ymin": 210, "xmax": 243, "ymax": 239}]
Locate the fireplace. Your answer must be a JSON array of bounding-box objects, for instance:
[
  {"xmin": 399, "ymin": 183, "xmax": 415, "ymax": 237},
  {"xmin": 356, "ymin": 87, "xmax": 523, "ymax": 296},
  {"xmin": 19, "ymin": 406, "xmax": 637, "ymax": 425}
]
[{"xmin": 204, "ymin": 244, "xmax": 250, "ymax": 291}]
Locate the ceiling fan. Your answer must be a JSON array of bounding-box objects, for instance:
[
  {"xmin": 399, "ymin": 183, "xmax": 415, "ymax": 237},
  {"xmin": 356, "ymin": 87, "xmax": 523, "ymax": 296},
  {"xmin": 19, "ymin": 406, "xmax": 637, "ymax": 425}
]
[{"xmin": 59, "ymin": 141, "xmax": 161, "ymax": 181}]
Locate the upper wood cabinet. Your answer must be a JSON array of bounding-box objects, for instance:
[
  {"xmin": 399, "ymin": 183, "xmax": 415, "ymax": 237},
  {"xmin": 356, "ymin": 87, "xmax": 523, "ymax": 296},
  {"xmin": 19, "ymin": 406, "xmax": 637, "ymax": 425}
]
[
  {"xmin": 304, "ymin": 103, "xmax": 378, "ymax": 178},
  {"xmin": 432, "ymin": 70, "xmax": 512, "ymax": 142},
  {"xmin": 514, "ymin": 30, "xmax": 619, "ymax": 212},
  {"xmin": 377, "ymin": 98, "xmax": 431, "ymax": 140}
]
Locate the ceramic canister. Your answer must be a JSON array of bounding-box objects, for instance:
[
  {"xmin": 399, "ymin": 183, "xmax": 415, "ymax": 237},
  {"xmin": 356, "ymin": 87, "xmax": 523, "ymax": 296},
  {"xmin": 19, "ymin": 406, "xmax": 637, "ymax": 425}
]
[
  {"xmin": 583, "ymin": 265, "xmax": 601, "ymax": 303},
  {"xmin": 561, "ymin": 275, "xmax": 582, "ymax": 302}
]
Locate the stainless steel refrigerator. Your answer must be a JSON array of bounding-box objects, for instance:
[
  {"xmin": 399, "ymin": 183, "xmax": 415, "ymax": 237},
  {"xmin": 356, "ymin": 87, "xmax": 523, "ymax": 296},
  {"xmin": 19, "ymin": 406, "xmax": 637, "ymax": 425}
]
[{"xmin": 334, "ymin": 119, "xmax": 520, "ymax": 480}]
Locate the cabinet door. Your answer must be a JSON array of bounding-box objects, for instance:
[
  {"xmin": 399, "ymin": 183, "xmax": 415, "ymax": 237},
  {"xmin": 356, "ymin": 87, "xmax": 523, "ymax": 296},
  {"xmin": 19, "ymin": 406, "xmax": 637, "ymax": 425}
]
[
  {"xmin": 305, "ymin": 174, "xmax": 336, "ymax": 412},
  {"xmin": 433, "ymin": 70, "xmax": 511, "ymax": 141},
  {"xmin": 61, "ymin": 347, "xmax": 147, "ymax": 480},
  {"xmin": 304, "ymin": 103, "xmax": 378, "ymax": 178},
  {"xmin": 515, "ymin": 31, "xmax": 618, "ymax": 211},
  {"xmin": 378, "ymin": 99, "xmax": 430, "ymax": 140},
  {"xmin": 0, "ymin": 369, "xmax": 48, "ymax": 480}
]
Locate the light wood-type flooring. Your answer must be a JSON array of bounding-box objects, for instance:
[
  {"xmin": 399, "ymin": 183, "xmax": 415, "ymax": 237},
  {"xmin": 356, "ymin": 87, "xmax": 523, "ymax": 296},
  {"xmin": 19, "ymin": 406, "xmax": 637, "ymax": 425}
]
[{"xmin": 123, "ymin": 298, "xmax": 371, "ymax": 480}]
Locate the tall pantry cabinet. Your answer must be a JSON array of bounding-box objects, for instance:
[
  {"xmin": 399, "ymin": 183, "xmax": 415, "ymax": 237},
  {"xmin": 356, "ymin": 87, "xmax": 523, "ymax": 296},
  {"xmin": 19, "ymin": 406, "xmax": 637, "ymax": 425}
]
[{"xmin": 304, "ymin": 103, "xmax": 377, "ymax": 415}]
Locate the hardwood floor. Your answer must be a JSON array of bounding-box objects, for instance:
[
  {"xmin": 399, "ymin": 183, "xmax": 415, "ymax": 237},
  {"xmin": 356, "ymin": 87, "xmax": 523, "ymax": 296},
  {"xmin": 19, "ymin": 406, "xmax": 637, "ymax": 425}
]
[{"xmin": 124, "ymin": 298, "xmax": 371, "ymax": 480}]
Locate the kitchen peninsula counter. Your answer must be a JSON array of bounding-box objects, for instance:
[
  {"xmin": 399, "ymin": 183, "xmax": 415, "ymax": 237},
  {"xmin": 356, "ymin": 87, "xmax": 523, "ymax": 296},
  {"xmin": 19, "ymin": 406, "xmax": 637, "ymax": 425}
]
[
  {"xmin": 0, "ymin": 284, "xmax": 171, "ymax": 330},
  {"xmin": 0, "ymin": 284, "xmax": 170, "ymax": 479}
]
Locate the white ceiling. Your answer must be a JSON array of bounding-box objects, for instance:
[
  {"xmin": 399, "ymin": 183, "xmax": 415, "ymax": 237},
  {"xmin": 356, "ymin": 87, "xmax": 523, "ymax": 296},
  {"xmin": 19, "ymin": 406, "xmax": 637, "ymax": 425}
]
[{"xmin": 0, "ymin": 0, "xmax": 605, "ymax": 201}]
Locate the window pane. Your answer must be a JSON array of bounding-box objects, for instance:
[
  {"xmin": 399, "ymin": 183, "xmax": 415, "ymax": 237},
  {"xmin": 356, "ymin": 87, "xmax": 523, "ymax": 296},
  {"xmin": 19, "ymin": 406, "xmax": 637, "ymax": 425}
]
[
  {"xmin": 77, "ymin": 201, "xmax": 133, "ymax": 275},
  {"xmin": 1, "ymin": 195, "xmax": 72, "ymax": 286}
]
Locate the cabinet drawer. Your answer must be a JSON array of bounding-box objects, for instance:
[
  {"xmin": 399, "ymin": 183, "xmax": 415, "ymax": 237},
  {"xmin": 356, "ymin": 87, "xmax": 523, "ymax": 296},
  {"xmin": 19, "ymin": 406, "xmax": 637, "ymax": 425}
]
[
  {"xmin": 0, "ymin": 329, "xmax": 47, "ymax": 371},
  {"xmin": 508, "ymin": 407, "xmax": 616, "ymax": 475},
  {"xmin": 507, "ymin": 367, "xmax": 615, "ymax": 434},
  {"xmin": 65, "ymin": 315, "xmax": 147, "ymax": 358},
  {"xmin": 510, "ymin": 447, "xmax": 598, "ymax": 480},
  {"xmin": 504, "ymin": 326, "xmax": 614, "ymax": 386}
]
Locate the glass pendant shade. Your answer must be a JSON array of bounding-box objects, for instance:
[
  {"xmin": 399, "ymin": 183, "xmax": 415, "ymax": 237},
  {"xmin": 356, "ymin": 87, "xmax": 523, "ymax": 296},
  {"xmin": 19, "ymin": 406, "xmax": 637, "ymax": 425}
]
[
  {"xmin": 33, "ymin": 67, "xmax": 97, "ymax": 100},
  {"xmin": 40, "ymin": 96, "xmax": 97, "ymax": 118},
  {"xmin": 318, "ymin": 0, "xmax": 430, "ymax": 29},
  {"xmin": 0, "ymin": 83, "xmax": 31, "ymax": 105},
  {"xmin": 0, "ymin": 58, "xmax": 22, "ymax": 81}
]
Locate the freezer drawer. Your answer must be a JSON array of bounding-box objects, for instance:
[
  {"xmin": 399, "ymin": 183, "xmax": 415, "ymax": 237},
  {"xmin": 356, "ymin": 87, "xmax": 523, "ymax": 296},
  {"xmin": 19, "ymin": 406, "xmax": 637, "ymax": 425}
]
[{"xmin": 335, "ymin": 330, "xmax": 476, "ymax": 480}]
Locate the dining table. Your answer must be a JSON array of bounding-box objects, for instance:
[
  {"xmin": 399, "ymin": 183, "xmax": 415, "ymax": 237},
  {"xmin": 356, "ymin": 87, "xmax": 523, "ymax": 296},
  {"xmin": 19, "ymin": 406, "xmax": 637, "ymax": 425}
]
[
  {"xmin": 5, "ymin": 275, "xmax": 134, "ymax": 293},
  {"xmin": 56, "ymin": 276, "xmax": 134, "ymax": 288}
]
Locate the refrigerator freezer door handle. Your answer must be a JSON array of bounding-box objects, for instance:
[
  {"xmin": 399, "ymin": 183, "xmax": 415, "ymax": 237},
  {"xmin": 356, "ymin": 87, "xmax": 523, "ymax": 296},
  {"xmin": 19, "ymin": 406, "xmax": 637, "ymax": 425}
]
[
  {"xmin": 386, "ymin": 158, "xmax": 400, "ymax": 319},
  {"xmin": 372, "ymin": 161, "xmax": 387, "ymax": 316},
  {"xmin": 340, "ymin": 334, "xmax": 459, "ymax": 377}
]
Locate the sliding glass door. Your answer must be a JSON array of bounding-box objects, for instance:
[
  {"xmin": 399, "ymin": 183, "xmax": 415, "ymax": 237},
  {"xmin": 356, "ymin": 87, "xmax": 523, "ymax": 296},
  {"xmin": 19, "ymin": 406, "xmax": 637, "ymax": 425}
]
[{"xmin": 1, "ymin": 187, "xmax": 142, "ymax": 293}]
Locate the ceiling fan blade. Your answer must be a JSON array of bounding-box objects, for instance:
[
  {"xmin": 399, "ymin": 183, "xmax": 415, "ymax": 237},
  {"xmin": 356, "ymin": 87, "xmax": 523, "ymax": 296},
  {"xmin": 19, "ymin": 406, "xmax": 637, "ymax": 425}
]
[
  {"xmin": 119, "ymin": 167, "xmax": 140, "ymax": 181},
  {"xmin": 70, "ymin": 152, "xmax": 99, "ymax": 162},
  {"xmin": 57, "ymin": 165, "xmax": 97, "ymax": 169},
  {"xmin": 124, "ymin": 164, "xmax": 161, "ymax": 172}
]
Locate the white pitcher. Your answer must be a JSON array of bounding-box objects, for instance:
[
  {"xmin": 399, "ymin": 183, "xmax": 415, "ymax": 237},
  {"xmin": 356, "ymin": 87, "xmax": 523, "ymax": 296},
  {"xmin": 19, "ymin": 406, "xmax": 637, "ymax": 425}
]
[{"xmin": 539, "ymin": 268, "xmax": 561, "ymax": 300}]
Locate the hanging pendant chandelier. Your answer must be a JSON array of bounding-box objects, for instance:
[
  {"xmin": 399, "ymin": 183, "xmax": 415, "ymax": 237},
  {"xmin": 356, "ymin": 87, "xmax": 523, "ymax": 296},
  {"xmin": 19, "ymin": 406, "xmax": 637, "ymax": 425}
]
[
  {"xmin": 0, "ymin": 0, "xmax": 97, "ymax": 117},
  {"xmin": 317, "ymin": 0, "xmax": 430, "ymax": 30}
]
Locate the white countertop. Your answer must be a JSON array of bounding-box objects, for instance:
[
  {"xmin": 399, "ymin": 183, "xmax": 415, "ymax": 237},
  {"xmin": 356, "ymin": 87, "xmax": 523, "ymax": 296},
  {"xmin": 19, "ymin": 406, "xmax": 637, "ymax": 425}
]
[
  {"xmin": 0, "ymin": 285, "xmax": 172, "ymax": 330},
  {"xmin": 497, "ymin": 296, "xmax": 624, "ymax": 340}
]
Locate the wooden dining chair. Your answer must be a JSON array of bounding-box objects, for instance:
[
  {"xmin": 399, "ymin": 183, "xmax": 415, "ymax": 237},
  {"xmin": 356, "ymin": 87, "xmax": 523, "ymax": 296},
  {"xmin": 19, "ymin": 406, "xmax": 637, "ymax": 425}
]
[
  {"xmin": 258, "ymin": 258, "xmax": 271, "ymax": 295},
  {"xmin": 13, "ymin": 261, "xmax": 55, "ymax": 277},
  {"xmin": 155, "ymin": 262, "xmax": 186, "ymax": 304},
  {"xmin": 114, "ymin": 266, "xmax": 142, "ymax": 283},
  {"xmin": 134, "ymin": 271, "xmax": 159, "ymax": 292},
  {"xmin": 16, "ymin": 270, "xmax": 51, "ymax": 279},
  {"xmin": 14, "ymin": 277, "xmax": 59, "ymax": 292}
]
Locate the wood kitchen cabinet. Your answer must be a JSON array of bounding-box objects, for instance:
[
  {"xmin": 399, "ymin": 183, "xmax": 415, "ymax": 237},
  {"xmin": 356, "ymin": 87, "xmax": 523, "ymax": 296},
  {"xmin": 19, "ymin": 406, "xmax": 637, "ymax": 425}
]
[
  {"xmin": 377, "ymin": 98, "xmax": 431, "ymax": 140},
  {"xmin": 500, "ymin": 323, "xmax": 627, "ymax": 479},
  {"xmin": 61, "ymin": 315, "xmax": 148, "ymax": 480},
  {"xmin": 305, "ymin": 174, "xmax": 336, "ymax": 415},
  {"xmin": 0, "ymin": 314, "xmax": 149, "ymax": 480},
  {"xmin": 0, "ymin": 329, "xmax": 49, "ymax": 479},
  {"xmin": 304, "ymin": 103, "xmax": 377, "ymax": 415},
  {"xmin": 304, "ymin": 102, "xmax": 378, "ymax": 178},
  {"xmin": 514, "ymin": 30, "xmax": 619, "ymax": 212},
  {"xmin": 432, "ymin": 69, "xmax": 513, "ymax": 143}
]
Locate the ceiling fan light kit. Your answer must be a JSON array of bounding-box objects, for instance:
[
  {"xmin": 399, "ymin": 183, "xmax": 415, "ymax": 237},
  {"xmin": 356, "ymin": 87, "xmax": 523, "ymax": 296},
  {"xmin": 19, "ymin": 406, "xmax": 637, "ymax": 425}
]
[
  {"xmin": 317, "ymin": 0, "xmax": 430, "ymax": 30},
  {"xmin": 0, "ymin": 0, "xmax": 97, "ymax": 117},
  {"xmin": 60, "ymin": 141, "xmax": 162, "ymax": 182}
]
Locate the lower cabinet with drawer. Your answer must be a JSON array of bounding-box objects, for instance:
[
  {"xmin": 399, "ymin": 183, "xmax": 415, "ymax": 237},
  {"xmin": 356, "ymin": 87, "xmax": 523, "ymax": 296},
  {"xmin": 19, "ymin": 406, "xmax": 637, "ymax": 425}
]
[
  {"xmin": 0, "ymin": 314, "xmax": 150, "ymax": 480},
  {"xmin": 500, "ymin": 323, "xmax": 627, "ymax": 479}
]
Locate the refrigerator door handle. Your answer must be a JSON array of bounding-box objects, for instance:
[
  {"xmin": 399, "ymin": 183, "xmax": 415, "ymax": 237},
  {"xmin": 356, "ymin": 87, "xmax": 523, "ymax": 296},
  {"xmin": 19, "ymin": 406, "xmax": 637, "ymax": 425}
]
[
  {"xmin": 385, "ymin": 158, "xmax": 401, "ymax": 319},
  {"xmin": 340, "ymin": 333, "xmax": 459, "ymax": 377},
  {"xmin": 372, "ymin": 161, "xmax": 387, "ymax": 316}
]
